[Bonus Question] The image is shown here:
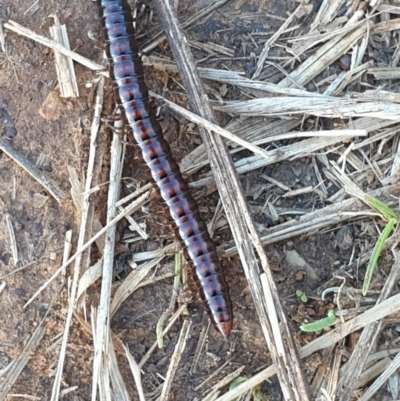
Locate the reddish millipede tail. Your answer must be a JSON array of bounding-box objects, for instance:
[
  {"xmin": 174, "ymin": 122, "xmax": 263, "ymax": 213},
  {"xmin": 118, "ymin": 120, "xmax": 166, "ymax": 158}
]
[{"xmin": 217, "ymin": 321, "xmax": 232, "ymax": 338}]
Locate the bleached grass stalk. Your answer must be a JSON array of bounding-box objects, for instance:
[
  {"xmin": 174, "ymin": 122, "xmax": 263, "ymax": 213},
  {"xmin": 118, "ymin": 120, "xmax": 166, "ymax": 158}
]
[
  {"xmin": 143, "ymin": 56, "xmax": 327, "ymax": 98},
  {"xmin": 108, "ymin": 340, "xmax": 130, "ymax": 401},
  {"xmin": 190, "ymin": 320, "xmax": 210, "ymax": 374},
  {"xmin": 215, "ymin": 95, "xmax": 400, "ymax": 121},
  {"xmin": 50, "ymin": 75, "xmax": 105, "ymax": 401},
  {"xmin": 141, "ymin": 0, "xmax": 229, "ymax": 53},
  {"xmin": 278, "ymin": 21, "xmax": 370, "ymax": 87},
  {"xmin": 260, "ymin": 273, "xmax": 283, "ymax": 355},
  {"xmin": 46, "ymin": 231, "xmax": 73, "ymax": 397},
  {"xmin": 5, "ymin": 214, "xmax": 18, "ymax": 265},
  {"xmin": 110, "ymin": 254, "xmax": 166, "ymax": 316},
  {"xmin": 92, "ymin": 119, "xmax": 124, "ymax": 401},
  {"xmin": 0, "ymin": 137, "xmax": 66, "ymax": 202},
  {"xmin": 151, "ymin": 92, "xmax": 270, "ymax": 160},
  {"xmin": 190, "ymin": 134, "xmax": 359, "ymax": 189},
  {"xmin": 24, "ymin": 189, "xmax": 152, "ymax": 309},
  {"xmin": 115, "ymin": 182, "xmax": 152, "ymax": 207},
  {"xmin": 0, "ymin": 324, "xmax": 47, "ymax": 401},
  {"xmin": 4, "ymin": 20, "xmax": 104, "ymax": 72},
  {"xmin": 252, "ymin": 5, "xmax": 301, "ymax": 79},
  {"xmin": 160, "ymin": 319, "xmax": 192, "ymax": 401},
  {"xmin": 214, "ymin": 292, "xmax": 400, "ymax": 401},
  {"xmin": 49, "ymin": 15, "xmax": 79, "ymax": 98},
  {"xmin": 358, "ymin": 352, "xmax": 400, "ymax": 401},
  {"xmin": 123, "ymin": 345, "xmax": 146, "ymax": 401}
]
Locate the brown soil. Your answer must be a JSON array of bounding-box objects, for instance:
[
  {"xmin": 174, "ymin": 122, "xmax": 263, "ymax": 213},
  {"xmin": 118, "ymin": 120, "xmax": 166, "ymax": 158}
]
[{"xmin": 0, "ymin": 1, "xmax": 394, "ymax": 400}]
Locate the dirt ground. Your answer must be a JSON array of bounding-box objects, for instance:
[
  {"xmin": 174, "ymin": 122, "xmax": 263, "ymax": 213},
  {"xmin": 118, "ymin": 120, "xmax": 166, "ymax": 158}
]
[{"xmin": 0, "ymin": 0, "xmax": 397, "ymax": 400}]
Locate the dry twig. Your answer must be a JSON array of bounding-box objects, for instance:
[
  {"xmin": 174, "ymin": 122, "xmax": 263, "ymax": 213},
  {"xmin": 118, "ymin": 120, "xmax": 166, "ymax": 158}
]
[{"xmin": 151, "ymin": 1, "xmax": 311, "ymax": 400}]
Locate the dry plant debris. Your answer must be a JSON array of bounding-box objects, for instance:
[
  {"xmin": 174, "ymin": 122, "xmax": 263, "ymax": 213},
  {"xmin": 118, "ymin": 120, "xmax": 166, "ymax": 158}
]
[{"xmin": 2, "ymin": 0, "xmax": 400, "ymax": 400}]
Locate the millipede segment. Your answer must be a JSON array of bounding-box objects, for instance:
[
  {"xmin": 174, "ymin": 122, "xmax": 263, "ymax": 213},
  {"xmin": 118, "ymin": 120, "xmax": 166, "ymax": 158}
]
[{"xmin": 98, "ymin": 0, "xmax": 233, "ymax": 337}]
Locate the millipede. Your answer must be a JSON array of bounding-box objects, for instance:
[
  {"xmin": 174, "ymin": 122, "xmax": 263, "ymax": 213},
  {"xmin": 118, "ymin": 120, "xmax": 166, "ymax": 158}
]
[{"xmin": 98, "ymin": 0, "xmax": 233, "ymax": 337}]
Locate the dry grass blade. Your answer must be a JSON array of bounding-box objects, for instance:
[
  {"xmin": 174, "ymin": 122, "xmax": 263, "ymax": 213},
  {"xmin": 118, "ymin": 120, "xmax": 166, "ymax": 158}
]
[
  {"xmin": 142, "ymin": 56, "xmax": 326, "ymax": 97},
  {"xmin": 150, "ymin": 91, "xmax": 270, "ymax": 160},
  {"xmin": 160, "ymin": 319, "xmax": 192, "ymax": 401},
  {"xmin": 195, "ymin": 358, "xmax": 234, "ymax": 392},
  {"xmin": 0, "ymin": 281, "xmax": 6, "ymax": 296},
  {"xmin": 24, "ymin": 190, "xmax": 152, "ymax": 309},
  {"xmin": 76, "ymin": 259, "xmax": 103, "ymax": 301},
  {"xmin": 215, "ymin": 292, "xmax": 400, "ymax": 401},
  {"xmin": 252, "ymin": 5, "xmax": 301, "ymax": 79},
  {"xmin": 4, "ymin": 20, "xmax": 104, "ymax": 72},
  {"xmin": 0, "ymin": 137, "xmax": 65, "ymax": 202},
  {"xmin": 215, "ymin": 96, "xmax": 400, "ymax": 120},
  {"xmin": 49, "ymin": 15, "xmax": 79, "ymax": 98},
  {"xmin": 191, "ymin": 134, "xmax": 363, "ymax": 192},
  {"xmin": 190, "ymin": 319, "xmax": 210, "ymax": 374},
  {"xmin": 356, "ymin": 357, "xmax": 391, "ymax": 389},
  {"xmin": 181, "ymin": 118, "xmax": 302, "ymax": 174},
  {"xmin": 109, "ymin": 340, "xmax": 131, "ymax": 401},
  {"xmin": 48, "ymin": 230, "xmax": 73, "ymax": 401},
  {"xmin": 92, "ymin": 125, "xmax": 124, "ymax": 401},
  {"xmin": 0, "ymin": 323, "xmax": 46, "ymax": 401},
  {"xmin": 123, "ymin": 344, "xmax": 145, "ymax": 401},
  {"xmin": 50, "ymin": 75, "xmax": 105, "ymax": 401},
  {"xmin": 152, "ymin": 1, "xmax": 311, "ymax": 400},
  {"xmin": 260, "ymin": 273, "xmax": 284, "ymax": 354},
  {"xmin": 110, "ymin": 254, "xmax": 165, "ymax": 317},
  {"xmin": 278, "ymin": 21, "xmax": 371, "ymax": 87},
  {"xmin": 358, "ymin": 352, "xmax": 400, "ymax": 401},
  {"xmin": 336, "ymin": 252, "xmax": 400, "ymax": 401},
  {"xmin": 5, "ymin": 214, "xmax": 18, "ymax": 265}
]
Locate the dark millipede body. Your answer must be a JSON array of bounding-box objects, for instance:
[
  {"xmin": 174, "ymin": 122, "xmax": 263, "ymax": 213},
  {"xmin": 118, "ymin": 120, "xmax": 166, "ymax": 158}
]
[{"xmin": 98, "ymin": 0, "xmax": 233, "ymax": 337}]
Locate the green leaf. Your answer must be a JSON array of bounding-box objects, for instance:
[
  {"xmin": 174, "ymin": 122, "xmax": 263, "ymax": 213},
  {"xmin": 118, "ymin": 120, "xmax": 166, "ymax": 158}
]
[
  {"xmin": 229, "ymin": 376, "xmax": 248, "ymax": 401},
  {"xmin": 365, "ymin": 195, "xmax": 399, "ymax": 222},
  {"xmin": 362, "ymin": 218, "xmax": 397, "ymax": 295},
  {"xmin": 300, "ymin": 310, "xmax": 336, "ymax": 332}
]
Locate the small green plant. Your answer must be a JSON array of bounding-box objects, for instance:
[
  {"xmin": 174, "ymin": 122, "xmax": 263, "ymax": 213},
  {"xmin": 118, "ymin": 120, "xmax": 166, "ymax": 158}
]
[
  {"xmin": 300, "ymin": 310, "xmax": 336, "ymax": 332},
  {"xmin": 296, "ymin": 289, "xmax": 308, "ymax": 303},
  {"xmin": 229, "ymin": 376, "xmax": 248, "ymax": 401},
  {"xmin": 362, "ymin": 196, "xmax": 399, "ymax": 295}
]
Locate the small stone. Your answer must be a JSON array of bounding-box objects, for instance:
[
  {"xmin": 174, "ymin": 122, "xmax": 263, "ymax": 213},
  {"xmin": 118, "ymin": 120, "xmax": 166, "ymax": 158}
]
[
  {"xmin": 30, "ymin": 222, "xmax": 43, "ymax": 237},
  {"xmin": 339, "ymin": 54, "xmax": 352, "ymax": 71},
  {"xmin": 35, "ymin": 81, "xmax": 43, "ymax": 91},
  {"xmin": 366, "ymin": 171, "xmax": 375, "ymax": 185},
  {"xmin": 2, "ymin": 126, "xmax": 17, "ymax": 139},
  {"xmin": 14, "ymin": 288, "xmax": 26, "ymax": 297},
  {"xmin": 336, "ymin": 226, "xmax": 353, "ymax": 251},
  {"xmin": 295, "ymin": 271, "xmax": 304, "ymax": 281}
]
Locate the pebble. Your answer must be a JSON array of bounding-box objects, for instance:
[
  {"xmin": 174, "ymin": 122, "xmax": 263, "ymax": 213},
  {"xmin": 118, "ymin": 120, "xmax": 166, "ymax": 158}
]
[
  {"xmin": 336, "ymin": 226, "xmax": 353, "ymax": 251},
  {"xmin": 3, "ymin": 126, "xmax": 17, "ymax": 139},
  {"xmin": 30, "ymin": 222, "xmax": 43, "ymax": 237}
]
